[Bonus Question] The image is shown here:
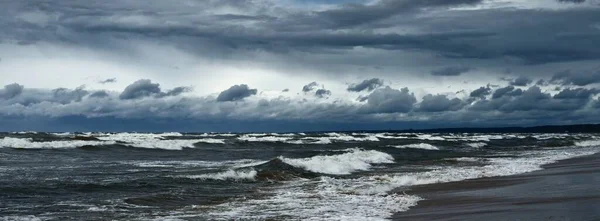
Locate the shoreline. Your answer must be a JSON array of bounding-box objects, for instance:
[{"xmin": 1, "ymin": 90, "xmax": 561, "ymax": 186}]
[{"xmin": 393, "ymin": 153, "xmax": 600, "ymax": 221}]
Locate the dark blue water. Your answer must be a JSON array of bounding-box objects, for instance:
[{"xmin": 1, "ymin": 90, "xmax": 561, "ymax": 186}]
[{"xmin": 0, "ymin": 132, "xmax": 598, "ymax": 220}]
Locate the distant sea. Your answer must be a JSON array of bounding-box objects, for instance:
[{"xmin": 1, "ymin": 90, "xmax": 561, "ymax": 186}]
[{"xmin": 1, "ymin": 131, "xmax": 599, "ymax": 220}]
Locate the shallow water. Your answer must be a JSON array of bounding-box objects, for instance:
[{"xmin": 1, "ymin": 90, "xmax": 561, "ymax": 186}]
[{"xmin": 0, "ymin": 132, "xmax": 598, "ymax": 220}]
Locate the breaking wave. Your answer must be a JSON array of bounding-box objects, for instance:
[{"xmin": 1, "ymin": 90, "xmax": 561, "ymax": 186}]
[
  {"xmin": 393, "ymin": 143, "xmax": 439, "ymax": 150},
  {"xmin": 0, "ymin": 137, "xmax": 116, "ymax": 149},
  {"xmin": 184, "ymin": 169, "xmax": 258, "ymax": 181},
  {"xmin": 280, "ymin": 148, "xmax": 394, "ymax": 175}
]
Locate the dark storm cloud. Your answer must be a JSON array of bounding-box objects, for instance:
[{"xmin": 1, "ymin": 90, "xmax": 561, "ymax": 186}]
[
  {"xmin": 119, "ymin": 79, "xmax": 161, "ymax": 100},
  {"xmin": 510, "ymin": 76, "xmax": 533, "ymax": 86},
  {"xmin": 302, "ymin": 82, "xmax": 319, "ymax": 92},
  {"xmin": 347, "ymin": 78, "xmax": 384, "ymax": 92},
  {"xmin": 162, "ymin": 86, "xmax": 193, "ymax": 97},
  {"xmin": 52, "ymin": 86, "xmax": 89, "ymax": 104},
  {"xmin": 216, "ymin": 84, "xmax": 258, "ymax": 102},
  {"xmin": 4, "ymin": 0, "xmax": 599, "ymax": 66},
  {"xmin": 315, "ymin": 0, "xmax": 484, "ymax": 28},
  {"xmin": 492, "ymin": 86, "xmax": 523, "ymax": 99},
  {"xmin": 553, "ymin": 88, "xmax": 599, "ymax": 99},
  {"xmin": 430, "ymin": 66, "xmax": 471, "ymax": 76},
  {"xmin": 469, "ymin": 86, "xmax": 491, "ymax": 98},
  {"xmin": 558, "ymin": 0, "xmax": 586, "ymax": 3},
  {"xmin": 315, "ymin": 89, "xmax": 332, "ymax": 98},
  {"xmin": 89, "ymin": 90, "xmax": 110, "ymax": 98},
  {"xmin": 417, "ymin": 94, "xmax": 465, "ymax": 112},
  {"xmin": 0, "ymin": 83, "xmax": 24, "ymax": 99},
  {"xmin": 550, "ymin": 70, "xmax": 600, "ymax": 86},
  {"xmin": 471, "ymin": 86, "xmax": 594, "ymax": 113},
  {"xmin": 362, "ymin": 86, "xmax": 416, "ymax": 113},
  {"xmin": 98, "ymin": 78, "xmax": 117, "ymax": 84}
]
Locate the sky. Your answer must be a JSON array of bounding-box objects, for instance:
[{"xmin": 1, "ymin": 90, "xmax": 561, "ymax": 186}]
[{"xmin": 1, "ymin": 0, "xmax": 600, "ymax": 132}]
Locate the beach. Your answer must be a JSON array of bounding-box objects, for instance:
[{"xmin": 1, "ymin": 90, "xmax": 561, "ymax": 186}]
[{"xmin": 394, "ymin": 153, "xmax": 600, "ymax": 221}]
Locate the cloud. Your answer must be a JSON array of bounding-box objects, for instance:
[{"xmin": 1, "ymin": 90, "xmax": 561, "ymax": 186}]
[
  {"xmin": 431, "ymin": 66, "xmax": 471, "ymax": 76},
  {"xmin": 98, "ymin": 78, "xmax": 117, "ymax": 84},
  {"xmin": 553, "ymin": 88, "xmax": 599, "ymax": 99},
  {"xmin": 89, "ymin": 90, "xmax": 110, "ymax": 98},
  {"xmin": 216, "ymin": 84, "xmax": 258, "ymax": 102},
  {"xmin": 302, "ymin": 82, "xmax": 319, "ymax": 92},
  {"xmin": 347, "ymin": 78, "xmax": 384, "ymax": 92},
  {"xmin": 163, "ymin": 86, "xmax": 193, "ymax": 97},
  {"xmin": 417, "ymin": 94, "xmax": 465, "ymax": 112},
  {"xmin": 315, "ymin": 89, "xmax": 331, "ymax": 98},
  {"xmin": 52, "ymin": 86, "xmax": 89, "ymax": 104},
  {"xmin": 362, "ymin": 86, "xmax": 416, "ymax": 113},
  {"xmin": 510, "ymin": 76, "xmax": 533, "ymax": 86},
  {"xmin": 119, "ymin": 79, "xmax": 161, "ymax": 100},
  {"xmin": 550, "ymin": 70, "xmax": 600, "ymax": 86},
  {"xmin": 0, "ymin": 83, "xmax": 24, "ymax": 99},
  {"xmin": 470, "ymin": 86, "xmax": 492, "ymax": 98},
  {"xmin": 492, "ymin": 86, "xmax": 523, "ymax": 99}
]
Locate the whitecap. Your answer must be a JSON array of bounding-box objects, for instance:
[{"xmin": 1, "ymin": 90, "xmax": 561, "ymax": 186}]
[
  {"xmin": 466, "ymin": 142, "xmax": 487, "ymax": 148},
  {"xmin": 393, "ymin": 143, "xmax": 439, "ymax": 150},
  {"xmin": 183, "ymin": 169, "xmax": 258, "ymax": 181},
  {"xmin": 0, "ymin": 137, "xmax": 116, "ymax": 149},
  {"xmin": 280, "ymin": 148, "xmax": 394, "ymax": 175}
]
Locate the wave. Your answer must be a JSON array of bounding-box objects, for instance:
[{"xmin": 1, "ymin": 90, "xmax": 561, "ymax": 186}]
[
  {"xmin": 575, "ymin": 140, "xmax": 600, "ymax": 147},
  {"xmin": 183, "ymin": 169, "xmax": 258, "ymax": 181},
  {"xmin": 122, "ymin": 159, "xmax": 264, "ymax": 168},
  {"xmin": 205, "ymin": 147, "xmax": 599, "ymax": 220},
  {"xmin": 237, "ymin": 135, "xmax": 291, "ymax": 143},
  {"xmin": 95, "ymin": 133, "xmax": 224, "ymax": 150},
  {"xmin": 393, "ymin": 143, "xmax": 439, "ymax": 150},
  {"xmin": 0, "ymin": 137, "xmax": 116, "ymax": 149},
  {"xmin": 280, "ymin": 148, "xmax": 394, "ymax": 175},
  {"xmin": 466, "ymin": 142, "xmax": 487, "ymax": 148}
]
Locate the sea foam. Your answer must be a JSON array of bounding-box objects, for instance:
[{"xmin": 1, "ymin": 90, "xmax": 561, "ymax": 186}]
[{"xmin": 280, "ymin": 148, "xmax": 394, "ymax": 175}]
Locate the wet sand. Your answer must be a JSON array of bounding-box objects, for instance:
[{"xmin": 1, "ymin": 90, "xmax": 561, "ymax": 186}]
[{"xmin": 393, "ymin": 153, "xmax": 600, "ymax": 221}]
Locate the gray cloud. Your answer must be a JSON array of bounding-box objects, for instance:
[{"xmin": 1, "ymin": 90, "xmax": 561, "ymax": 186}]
[
  {"xmin": 510, "ymin": 76, "xmax": 533, "ymax": 86},
  {"xmin": 550, "ymin": 70, "xmax": 600, "ymax": 86},
  {"xmin": 431, "ymin": 66, "xmax": 471, "ymax": 76},
  {"xmin": 492, "ymin": 86, "xmax": 523, "ymax": 99},
  {"xmin": 119, "ymin": 79, "xmax": 161, "ymax": 100},
  {"xmin": 417, "ymin": 94, "xmax": 465, "ymax": 112},
  {"xmin": 89, "ymin": 90, "xmax": 110, "ymax": 98},
  {"xmin": 52, "ymin": 86, "xmax": 89, "ymax": 104},
  {"xmin": 362, "ymin": 86, "xmax": 416, "ymax": 113},
  {"xmin": 553, "ymin": 88, "xmax": 599, "ymax": 99},
  {"xmin": 470, "ymin": 86, "xmax": 492, "ymax": 98},
  {"xmin": 315, "ymin": 89, "xmax": 332, "ymax": 98},
  {"xmin": 98, "ymin": 78, "xmax": 117, "ymax": 84},
  {"xmin": 0, "ymin": 83, "xmax": 24, "ymax": 99},
  {"xmin": 216, "ymin": 84, "xmax": 258, "ymax": 102},
  {"xmin": 163, "ymin": 86, "xmax": 193, "ymax": 97},
  {"xmin": 302, "ymin": 82, "xmax": 319, "ymax": 92},
  {"xmin": 347, "ymin": 78, "xmax": 384, "ymax": 92}
]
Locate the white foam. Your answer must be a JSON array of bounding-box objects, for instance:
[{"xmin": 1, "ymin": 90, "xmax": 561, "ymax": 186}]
[
  {"xmin": 416, "ymin": 134, "xmax": 445, "ymax": 141},
  {"xmin": 0, "ymin": 216, "xmax": 43, "ymax": 221},
  {"xmin": 0, "ymin": 137, "xmax": 116, "ymax": 149},
  {"xmin": 301, "ymin": 134, "xmax": 379, "ymax": 144},
  {"xmin": 575, "ymin": 140, "xmax": 600, "ymax": 147},
  {"xmin": 357, "ymin": 148, "xmax": 599, "ymax": 195},
  {"xmin": 466, "ymin": 142, "xmax": 488, "ymax": 148},
  {"xmin": 393, "ymin": 143, "xmax": 439, "ymax": 150},
  {"xmin": 184, "ymin": 169, "xmax": 257, "ymax": 181},
  {"xmin": 237, "ymin": 135, "xmax": 291, "ymax": 142},
  {"xmin": 280, "ymin": 148, "xmax": 394, "ymax": 175},
  {"xmin": 123, "ymin": 159, "xmax": 263, "ymax": 168},
  {"xmin": 207, "ymin": 176, "xmax": 421, "ymax": 221},
  {"xmin": 204, "ymin": 146, "xmax": 599, "ymax": 221},
  {"xmin": 96, "ymin": 133, "xmax": 223, "ymax": 150}
]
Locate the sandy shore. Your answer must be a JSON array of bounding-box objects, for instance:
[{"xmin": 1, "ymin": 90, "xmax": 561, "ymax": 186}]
[{"xmin": 393, "ymin": 153, "xmax": 600, "ymax": 221}]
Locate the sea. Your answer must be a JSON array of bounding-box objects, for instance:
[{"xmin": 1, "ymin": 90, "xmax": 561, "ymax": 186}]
[{"xmin": 0, "ymin": 131, "xmax": 599, "ymax": 221}]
